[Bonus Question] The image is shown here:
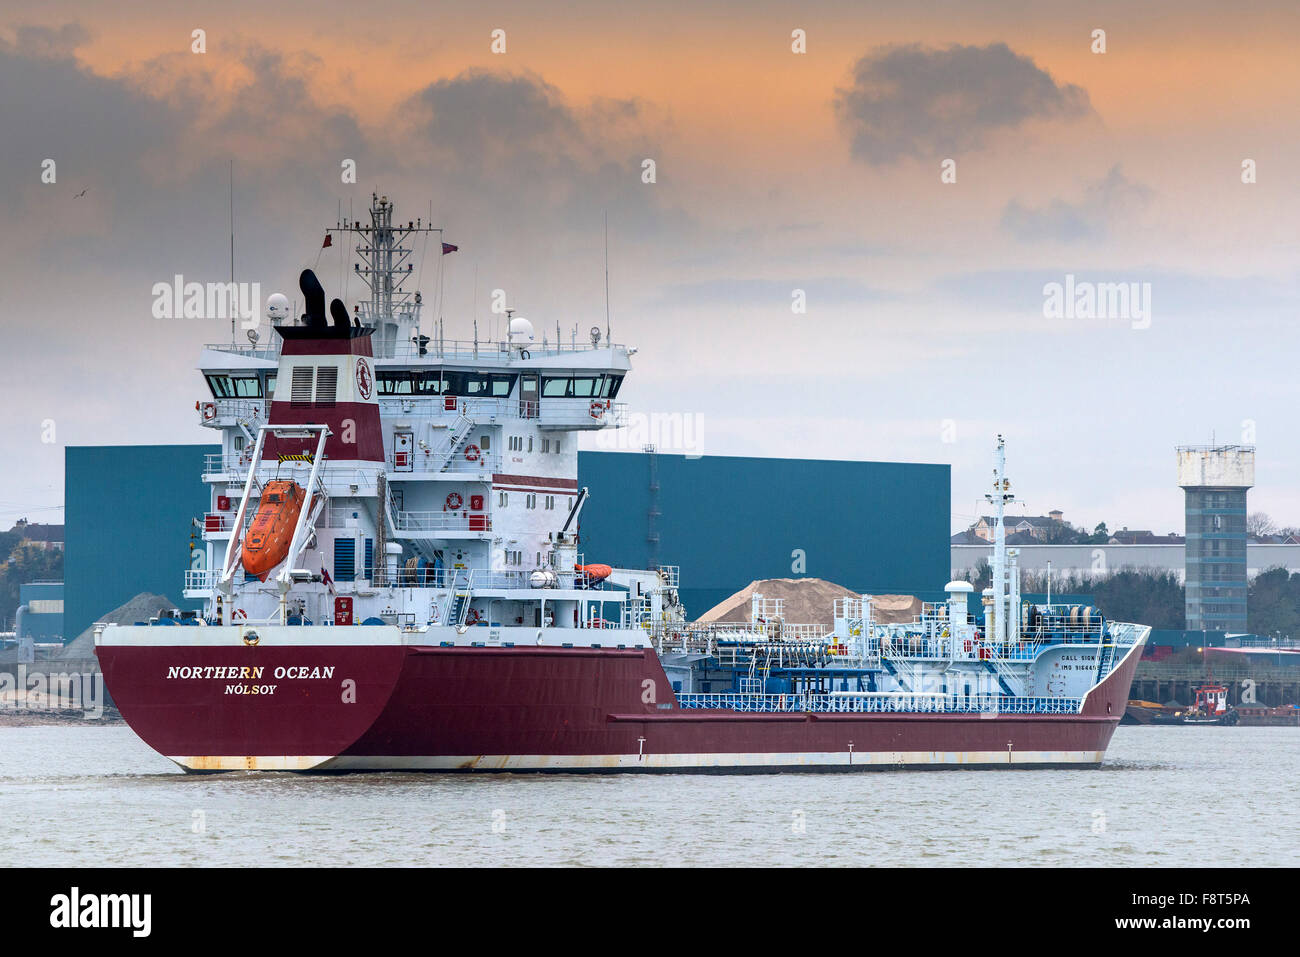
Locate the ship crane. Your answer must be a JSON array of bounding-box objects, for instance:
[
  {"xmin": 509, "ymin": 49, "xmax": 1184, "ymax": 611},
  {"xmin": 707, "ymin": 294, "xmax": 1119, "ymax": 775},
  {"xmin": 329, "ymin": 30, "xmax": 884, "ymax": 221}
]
[{"xmin": 216, "ymin": 423, "xmax": 331, "ymax": 625}]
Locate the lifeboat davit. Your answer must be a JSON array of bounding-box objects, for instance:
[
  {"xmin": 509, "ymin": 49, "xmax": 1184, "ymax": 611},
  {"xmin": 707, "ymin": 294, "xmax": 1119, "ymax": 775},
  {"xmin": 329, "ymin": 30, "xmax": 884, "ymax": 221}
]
[
  {"xmin": 242, "ymin": 480, "xmax": 309, "ymax": 582},
  {"xmin": 575, "ymin": 563, "xmax": 613, "ymax": 581}
]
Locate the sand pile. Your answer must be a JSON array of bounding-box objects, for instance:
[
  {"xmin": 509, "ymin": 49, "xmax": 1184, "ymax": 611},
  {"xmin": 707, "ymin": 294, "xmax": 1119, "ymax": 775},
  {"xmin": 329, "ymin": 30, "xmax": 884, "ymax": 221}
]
[
  {"xmin": 58, "ymin": 592, "xmax": 180, "ymax": 658},
  {"xmin": 696, "ymin": 578, "xmax": 921, "ymax": 626}
]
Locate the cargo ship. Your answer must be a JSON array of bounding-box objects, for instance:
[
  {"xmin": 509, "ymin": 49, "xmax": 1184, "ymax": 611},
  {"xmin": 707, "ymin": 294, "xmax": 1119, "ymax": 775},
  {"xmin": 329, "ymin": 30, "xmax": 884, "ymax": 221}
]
[{"xmin": 95, "ymin": 193, "xmax": 1148, "ymax": 772}]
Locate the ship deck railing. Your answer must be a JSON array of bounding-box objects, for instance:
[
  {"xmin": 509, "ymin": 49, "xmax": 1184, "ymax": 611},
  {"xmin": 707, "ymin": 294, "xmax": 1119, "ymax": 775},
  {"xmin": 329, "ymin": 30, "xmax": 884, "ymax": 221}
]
[
  {"xmin": 204, "ymin": 338, "xmax": 631, "ymax": 362},
  {"xmin": 185, "ymin": 566, "xmax": 616, "ymax": 593},
  {"xmin": 199, "ymin": 398, "xmax": 268, "ymax": 425},
  {"xmin": 379, "ymin": 338, "xmax": 631, "ymax": 361},
  {"xmin": 675, "ymin": 692, "xmax": 1084, "ymax": 715},
  {"xmin": 386, "ymin": 450, "xmax": 502, "ymax": 474},
  {"xmin": 390, "ymin": 510, "xmax": 492, "ymax": 533},
  {"xmin": 202, "ymin": 454, "xmax": 382, "ymax": 488}
]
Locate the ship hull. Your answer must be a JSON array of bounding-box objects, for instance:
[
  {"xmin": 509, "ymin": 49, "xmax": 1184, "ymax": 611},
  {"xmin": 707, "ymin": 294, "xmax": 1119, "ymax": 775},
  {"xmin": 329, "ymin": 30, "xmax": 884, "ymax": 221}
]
[{"xmin": 96, "ymin": 627, "xmax": 1143, "ymax": 773}]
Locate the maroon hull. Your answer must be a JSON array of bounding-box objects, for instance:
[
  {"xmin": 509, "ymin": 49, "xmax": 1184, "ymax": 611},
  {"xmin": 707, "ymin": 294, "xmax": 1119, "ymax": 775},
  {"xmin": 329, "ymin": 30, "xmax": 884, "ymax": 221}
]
[
  {"xmin": 340, "ymin": 643, "xmax": 1139, "ymax": 770},
  {"xmin": 96, "ymin": 643, "xmax": 405, "ymax": 770},
  {"xmin": 98, "ymin": 635, "xmax": 1142, "ymax": 772}
]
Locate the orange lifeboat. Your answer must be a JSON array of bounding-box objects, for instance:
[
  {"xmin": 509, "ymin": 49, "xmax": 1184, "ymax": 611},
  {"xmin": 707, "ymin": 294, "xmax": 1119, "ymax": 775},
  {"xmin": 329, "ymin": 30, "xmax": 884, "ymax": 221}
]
[
  {"xmin": 242, "ymin": 480, "xmax": 309, "ymax": 581},
  {"xmin": 575, "ymin": 563, "xmax": 612, "ymax": 581}
]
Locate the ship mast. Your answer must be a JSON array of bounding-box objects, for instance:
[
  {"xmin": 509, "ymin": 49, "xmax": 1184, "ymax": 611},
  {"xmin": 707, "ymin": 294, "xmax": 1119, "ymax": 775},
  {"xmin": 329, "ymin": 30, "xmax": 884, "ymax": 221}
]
[
  {"xmin": 330, "ymin": 192, "xmax": 443, "ymax": 358},
  {"xmin": 985, "ymin": 435, "xmax": 1017, "ymax": 646}
]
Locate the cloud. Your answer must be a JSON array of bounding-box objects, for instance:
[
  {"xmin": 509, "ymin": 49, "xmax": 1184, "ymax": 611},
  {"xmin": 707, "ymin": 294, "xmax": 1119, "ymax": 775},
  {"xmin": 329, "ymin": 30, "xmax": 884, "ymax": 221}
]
[
  {"xmin": 652, "ymin": 277, "xmax": 892, "ymax": 310},
  {"xmin": 1001, "ymin": 166, "xmax": 1153, "ymax": 242},
  {"xmin": 4, "ymin": 22, "xmax": 91, "ymax": 59},
  {"xmin": 403, "ymin": 69, "xmax": 681, "ymax": 238},
  {"xmin": 834, "ymin": 42, "xmax": 1091, "ymax": 164},
  {"xmin": 932, "ymin": 267, "xmax": 1300, "ymax": 323},
  {"xmin": 412, "ymin": 69, "xmax": 583, "ymax": 161}
]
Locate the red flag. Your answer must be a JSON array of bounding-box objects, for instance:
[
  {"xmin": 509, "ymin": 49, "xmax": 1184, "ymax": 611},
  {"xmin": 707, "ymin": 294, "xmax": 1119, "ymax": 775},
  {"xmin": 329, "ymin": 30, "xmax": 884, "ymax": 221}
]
[
  {"xmin": 441, "ymin": 242, "xmax": 458, "ymax": 255},
  {"xmin": 321, "ymin": 565, "xmax": 335, "ymax": 596},
  {"xmin": 322, "ymin": 233, "xmax": 333, "ymax": 248}
]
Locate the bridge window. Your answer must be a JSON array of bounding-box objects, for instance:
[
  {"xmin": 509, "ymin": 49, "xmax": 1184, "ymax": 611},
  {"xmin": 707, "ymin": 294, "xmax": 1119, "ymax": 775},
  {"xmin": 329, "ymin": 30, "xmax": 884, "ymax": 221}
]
[
  {"xmin": 541, "ymin": 375, "xmax": 608, "ymax": 398},
  {"xmin": 378, "ymin": 371, "xmax": 413, "ymax": 395},
  {"xmin": 379, "ymin": 371, "xmax": 516, "ymax": 397},
  {"xmin": 412, "ymin": 373, "xmax": 445, "ymax": 395},
  {"xmin": 206, "ymin": 374, "xmax": 263, "ymax": 398}
]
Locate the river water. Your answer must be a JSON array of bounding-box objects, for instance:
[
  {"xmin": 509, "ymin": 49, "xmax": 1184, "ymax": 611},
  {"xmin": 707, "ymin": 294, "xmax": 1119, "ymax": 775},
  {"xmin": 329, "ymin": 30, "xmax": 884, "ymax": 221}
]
[{"xmin": 1, "ymin": 725, "xmax": 1294, "ymax": 867}]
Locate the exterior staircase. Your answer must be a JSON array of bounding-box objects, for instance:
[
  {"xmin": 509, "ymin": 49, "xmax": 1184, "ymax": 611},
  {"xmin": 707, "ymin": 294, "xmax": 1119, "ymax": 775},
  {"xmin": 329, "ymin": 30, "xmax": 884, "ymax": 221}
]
[{"xmin": 435, "ymin": 413, "xmax": 475, "ymax": 471}]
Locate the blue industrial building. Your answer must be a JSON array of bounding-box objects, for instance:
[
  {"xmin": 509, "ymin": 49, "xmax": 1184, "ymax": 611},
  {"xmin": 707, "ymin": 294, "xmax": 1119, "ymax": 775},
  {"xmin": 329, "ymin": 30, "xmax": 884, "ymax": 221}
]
[
  {"xmin": 63, "ymin": 445, "xmax": 950, "ymax": 640},
  {"xmin": 578, "ymin": 450, "xmax": 950, "ymax": 617},
  {"xmin": 64, "ymin": 445, "xmax": 218, "ymax": 642},
  {"xmin": 15, "ymin": 581, "xmax": 64, "ymax": 643}
]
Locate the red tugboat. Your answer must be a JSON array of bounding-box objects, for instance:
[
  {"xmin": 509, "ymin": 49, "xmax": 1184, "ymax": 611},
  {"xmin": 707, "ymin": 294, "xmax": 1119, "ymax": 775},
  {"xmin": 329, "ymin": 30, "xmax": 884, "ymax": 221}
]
[
  {"xmin": 1151, "ymin": 683, "xmax": 1232, "ymax": 725},
  {"xmin": 95, "ymin": 194, "xmax": 1149, "ymax": 773}
]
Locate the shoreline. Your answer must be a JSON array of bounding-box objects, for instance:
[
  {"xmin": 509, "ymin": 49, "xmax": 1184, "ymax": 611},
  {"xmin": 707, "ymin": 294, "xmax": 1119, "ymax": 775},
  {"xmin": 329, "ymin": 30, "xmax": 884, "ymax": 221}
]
[{"xmin": 0, "ymin": 709, "xmax": 123, "ymax": 727}]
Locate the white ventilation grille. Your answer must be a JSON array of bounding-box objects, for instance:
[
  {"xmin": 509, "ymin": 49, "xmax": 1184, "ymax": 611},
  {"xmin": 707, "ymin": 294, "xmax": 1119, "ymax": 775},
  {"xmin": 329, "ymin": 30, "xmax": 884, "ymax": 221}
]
[
  {"xmin": 290, "ymin": 366, "xmax": 314, "ymax": 405},
  {"xmin": 315, "ymin": 366, "xmax": 338, "ymax": 406}
]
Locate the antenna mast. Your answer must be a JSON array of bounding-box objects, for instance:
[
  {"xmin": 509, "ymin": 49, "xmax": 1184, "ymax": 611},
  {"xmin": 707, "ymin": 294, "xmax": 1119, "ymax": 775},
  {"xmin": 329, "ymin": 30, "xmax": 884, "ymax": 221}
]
[
  {"xmin": 984, "ymin": 435, "xmax": 1017, "ymax": 647},
  {"xmin": 229, "ymin": 159, "xmax": 236, "ymax": 345},
  {"xmin": 330, "ymin": 192, "xmax": 442, "ymax": 358},
  {"xmin": 604, "ymin": 211, "xmax": 611, "ymax": 344}
]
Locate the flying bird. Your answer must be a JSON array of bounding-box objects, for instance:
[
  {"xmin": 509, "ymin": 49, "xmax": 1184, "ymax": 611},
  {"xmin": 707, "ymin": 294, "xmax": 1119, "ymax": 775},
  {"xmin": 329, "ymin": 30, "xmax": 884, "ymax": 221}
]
[{"xmin": 74, "ymin": 189, "xmax": 87, "ymax": 199}]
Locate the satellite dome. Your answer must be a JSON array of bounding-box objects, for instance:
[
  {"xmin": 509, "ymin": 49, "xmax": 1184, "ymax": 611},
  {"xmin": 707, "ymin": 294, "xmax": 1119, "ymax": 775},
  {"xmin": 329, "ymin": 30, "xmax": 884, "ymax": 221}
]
[
  {"xmin": 266, "ymin": 293, "xmax": 291, "ymax": 322},
  {"xmin": 508, "ymin": 316, "xmax": 535, "ymax": 344}
]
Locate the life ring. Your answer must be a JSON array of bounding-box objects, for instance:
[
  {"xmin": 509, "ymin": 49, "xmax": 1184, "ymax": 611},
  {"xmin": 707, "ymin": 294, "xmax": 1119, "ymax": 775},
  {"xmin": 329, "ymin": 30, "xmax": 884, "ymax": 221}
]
[
  {"xmin": 232, "ymin": 608, "xmax": 247, "ymax": 622},
  {"xmin": 465, "ymin": 608, "xmax": 482, "ymax": 626},
  {"xmin": 201, "ymin": 402, "xmax": 216, "ymax": 422},
  {"xmin": 589, "ymin": 401, "xmax": 605, "ymax": 420},
  {"xmin": 445, "ymin": 492, "xmax": 464, "ymax": 511},
  {"xmin": 464, "ymin": 444, "xmax": 481, "ymax": 462}
]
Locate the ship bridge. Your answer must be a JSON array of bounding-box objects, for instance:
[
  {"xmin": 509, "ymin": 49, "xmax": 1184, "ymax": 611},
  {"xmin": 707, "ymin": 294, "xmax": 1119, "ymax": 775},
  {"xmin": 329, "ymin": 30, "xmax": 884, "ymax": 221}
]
[{"xmin": 189, "ymin": 193, "xmax": 645, "ymax": 641}]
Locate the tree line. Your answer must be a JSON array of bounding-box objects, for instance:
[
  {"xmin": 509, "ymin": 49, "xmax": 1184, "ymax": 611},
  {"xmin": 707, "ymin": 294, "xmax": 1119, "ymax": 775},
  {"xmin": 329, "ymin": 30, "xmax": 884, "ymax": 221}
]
[
  {"xmin": 0, "ymin": 529, "xmax": 64, "ymax": 631},
  {"xmin": 961, "ymin": 561, "xmax": 1300, "ymax": 636}
]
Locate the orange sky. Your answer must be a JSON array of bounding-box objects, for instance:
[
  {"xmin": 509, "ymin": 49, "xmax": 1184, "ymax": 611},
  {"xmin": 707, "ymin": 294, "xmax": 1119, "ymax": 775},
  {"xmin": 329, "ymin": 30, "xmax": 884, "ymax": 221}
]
[
  {"xmin": 32, "ymin": 4, "xmax": 1300, "ymax": 148},
  {"xmin": 4, "ymin": 1, "xmax": 1300, "ymax": 532}
]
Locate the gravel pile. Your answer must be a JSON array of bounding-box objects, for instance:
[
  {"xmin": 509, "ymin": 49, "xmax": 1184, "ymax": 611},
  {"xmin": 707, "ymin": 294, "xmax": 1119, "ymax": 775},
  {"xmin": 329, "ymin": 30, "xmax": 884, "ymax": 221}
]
[{"xmin": 58, "ymin": 592, "xmax": 180, "ymax": 658}]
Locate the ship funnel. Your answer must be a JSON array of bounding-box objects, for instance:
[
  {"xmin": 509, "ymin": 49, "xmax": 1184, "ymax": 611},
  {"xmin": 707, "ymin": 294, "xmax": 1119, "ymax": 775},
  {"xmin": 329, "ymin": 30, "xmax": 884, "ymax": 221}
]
[
  {"xmin": 299, "ymin": 269, "xmax": 328, "ymax": 328},
  {"xmin": 329, "ymin": 298, "xmax": 351, "ymax": 330}
]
